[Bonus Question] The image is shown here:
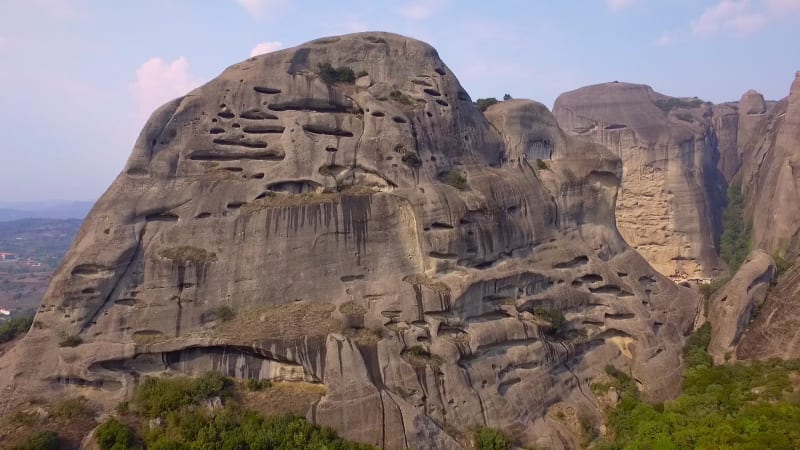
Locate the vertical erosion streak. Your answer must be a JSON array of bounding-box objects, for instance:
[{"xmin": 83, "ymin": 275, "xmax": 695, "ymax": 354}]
[
  {"xmin": 79, "ymin": 223, "xmax": 147, "ymax": 334},
  {"xmin": 264, "ymin": 202, "xmax": 339, "ymax": 241},
  {"xmin": 413, "ymin": 285, "xmax": 424, "ymax": 322},
  {"xmin": 458, "ymin": 361, "xmax": 488, "ymax": 425},
  {"xmin": 341, "ymin": 195, "xmax": 371, "ymax": 265},
  {"xmin": 175, "ymin": 264, "xmax": 185, "ymax": 337}
]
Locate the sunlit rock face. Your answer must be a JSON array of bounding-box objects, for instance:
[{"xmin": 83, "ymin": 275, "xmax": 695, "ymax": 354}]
[
  {"xmin": 731, "ymin": 72, "xmax": 800, "ymax": 361},
  {"xmin": 0, "ymin": 32, "xmax": 697, "ymax": 449},
  {"xmin": 553, "ymin": 82, "xmax": 726, "ymax": 281}
]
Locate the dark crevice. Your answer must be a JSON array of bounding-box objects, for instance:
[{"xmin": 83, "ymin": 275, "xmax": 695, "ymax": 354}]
[
  {"xmin": 145, "ymin": 212, "xmax": 179, "ymax": 222},
  {"xmin": 253, "ymin": 86, "xmax": 282, "ymax": 94},
  {"xmin": 242, "ymin": 125, "xmax": 285, "ymax": 134},
  {"xmin": 240, "ymin": 110, "xmax": 280, "ymax": 120},
  {"xmin": 188, "ymin": 149, "xmax": 285, "ymax": 161},
  {"xmin": 302, "ymin": 125, "xmax": 354, "ymax": 137},
  {"xmin": 212, "ymin": 138, "xmax": 268, "ymax": 149},
  {"xmin": 553, "ymin": 256, "xmax": 589, "ymax": 269}
]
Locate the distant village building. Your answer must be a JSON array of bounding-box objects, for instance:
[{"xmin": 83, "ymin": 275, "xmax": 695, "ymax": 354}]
[
  {"xmin": 0, "ymin": 309, "xmax": 11, "ymax": 316},
  {"xmin": 0, "ymin": 252, "xmax": 17, "ymax": 261}
]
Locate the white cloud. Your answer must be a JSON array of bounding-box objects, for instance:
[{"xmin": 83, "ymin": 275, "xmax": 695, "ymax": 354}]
[
  {"xmin": 766, "ymin": 0, "xmax": 800, "ymax": 13},
  {"xmin": 130, "ymin": 57, "xmax": 201, "ymax": 124},
  {"xmin": 235, "ymin": 0, "xmax": 286, "ymax": 18},
  {"xmin": 725, "ymin": 11, "xmax": 768, "ymax": 32},
  {"xmin": 395, "ymin": 0, "xmax": 450, "ymax": 20},
  {"xmin": 249, "ymin": 41, "xmax": 283, "ymax": 57},
  {"xmin": 654, "ymin": 32, "xmax": 674, "ymax": 46},
  {"xmin": 691, "ymin": 0, "xmax": 767, "ymax": 35},
  {"xmin": 607, "ymin": 0, "xmax": 638, "ymax": 11},
  {"xmin": 28, "ymin": 0, "xmax": 87, "ymax": 19},
  {"xmin": 669, "ymin": 0, "xmax": 798, "ymax": 42}
]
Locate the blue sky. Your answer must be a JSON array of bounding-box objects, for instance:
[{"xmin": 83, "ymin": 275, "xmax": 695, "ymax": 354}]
[{"xmin": 1, "ymin": 0, "xmax": 799, "ymax": 202}]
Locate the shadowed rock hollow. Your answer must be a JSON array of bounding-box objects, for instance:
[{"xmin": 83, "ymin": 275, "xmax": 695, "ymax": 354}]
[{"xmin": 0, "ymin": 32, "xmax": 697, "ymax": 449}]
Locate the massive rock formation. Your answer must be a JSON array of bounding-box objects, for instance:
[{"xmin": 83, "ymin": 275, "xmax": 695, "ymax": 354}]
[
  {"xmin": 553, "ymin": 83, "xmax": 726, "ymax": 281},
  {"xmin": 736, "ymin": 73, "xmax": 800, "ymax": 256},
  {"xmin": 0, "ymin": 33, "xmax": 698, "ymax": 449},
  {"xmin": 706, "ymin": 251, "xmax": 775, "ymax": 364},
  {"xmin": 728, "ymin": 72, "xmax": 800, "ymax": 360}
]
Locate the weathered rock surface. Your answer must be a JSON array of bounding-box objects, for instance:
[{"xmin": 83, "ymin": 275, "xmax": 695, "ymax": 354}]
[
  {"xmin": 737, "ymin": 262, "xmax": 800, "ymax": 360},
  {"xmin": 711, "ymin": 102, "xmax": 741, "ymax": 182},
  {"xmin": 722, "ymin": 72, "xmax": 800, "ymax": 360},
  {"xmin": 553, "ymin": 83, "xmax": 726, "ymax": 281},
  {"xmin": 691, "ymin": 71, "xmax": 800, "ymax": 362},
  {"xmin": 0, "ymin": 32, "xmax": 698, "ymax": 449},
  {"xmin": 706, "ymin": 251, "xmax": 775, "ymax": 364},
  {"xmin": 738, "ymin": 73, "xmax": 800, "ymax": 255}
]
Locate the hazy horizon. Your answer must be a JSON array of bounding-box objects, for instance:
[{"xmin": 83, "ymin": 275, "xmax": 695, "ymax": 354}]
[{"xmin": 2, "ymin": 0, "xmax": 799, "ymax": 202}]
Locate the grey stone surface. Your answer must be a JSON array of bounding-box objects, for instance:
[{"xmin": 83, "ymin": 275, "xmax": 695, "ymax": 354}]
[
  {"xmin": 707, "ymin": 251, "xmax": 775, "ymax": 364},
  {"xmin": 553, "ymin": 83, "xmax": 726, "ymax": 280},
  {"xmin": 0, "ymin": 32, "xmax": 698, "ymax": 449}
]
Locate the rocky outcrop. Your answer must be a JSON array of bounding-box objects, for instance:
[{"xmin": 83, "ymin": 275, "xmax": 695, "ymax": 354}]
[
  {"xmin": 706, "ymin": 251, "xmax": 775, "ymax": 364},
  {"xmin": 711, "ymin": 102, "xmax": 740, "ymax": 182},
  {"xmin": 0, "ymin": 33, "xmax": 698, "ymax": 449},
  {"xmin": 727, "ymin": 71, "xmax": 800, "ymax": 360},
  {"xmin": 737, "ymin": 73, "xmax": 800, "ymax": 256},
  {"xmin": 553, "ymin": 83, "xmax": 726, "ymax": 281},
  {"xmin": 737, "ymin": 262, "xmax": 800, "ymax": 360}
]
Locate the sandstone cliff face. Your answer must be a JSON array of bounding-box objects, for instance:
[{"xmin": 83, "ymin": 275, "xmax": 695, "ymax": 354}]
[
  {"xmin": 711, "ymin": 102, "xmax": 740, "ymax": 182},
  {"xmin": 737, "ymin": 74, "xmax": 800, "ymax": 256},
  {"xmin": 728, "ymin": 72, "xmax": 800, "ymax": 360},
  {"xmin": 0, "ymin": 33, "xmax": 698, "ymax": 449},
  {"xmin": 707, "ymin": 251, "xmax": 775, "ymax": 364},
  {"xmin": 553, "ymin": 83, "xmax": 725, "ymax": 281}
]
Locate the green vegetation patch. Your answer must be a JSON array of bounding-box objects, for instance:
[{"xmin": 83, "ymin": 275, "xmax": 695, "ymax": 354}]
[
  {"xmin": 720, "ymin": 184, "xmax": 751, "ymax": 272},
  {"xmin": 213, "ymin": 305, "xmax": 235, "ymax": 322},
  {"xmin": 654, "ymin": 97, "xmax": 704, "ymax": 112},
  {"xmin": 389, "ymin": 90, "xmax": 415, "ymax": 105},
  {"xmin": 342, "ymin": 327, "xmax": 382, "ymax": 345},
  {"xmin": 158, "ymin": 246, "xmax": 217, "ymax": 265},
  {"xmin": 402, "ymin": 345, "xmax": 444, "ymax": 369},
  {"xmin": 8, "ymin": 430, "xmax": 60, "ymax": 450},
  {"xmin": 50, "ymin": 397, "xmax": 93, "ymax": 421},
  {"xmin": 58, "ymin": 334, "xmax": 82, "ymax": 347},
  {"xmin": 245, "ymin": 378, "xmax": 273, "ymax": 392},
  {"xmin": 473, "ymin": 426, "xmax": 511, "ymax": 450},
  {"xmin": 317, "ymin": 63, "xmax": 356, "ymax": 84},
  {"xmin": 774, "ymin": 254, "xmax": 794, "ymax": 275},
  {"xmin": 475, "ymin": 97, "xmax": 499, "ymax": 112},
  {"xmin": 340, "ymin": 301, "xmax": 367, "ymax": 316},
  {"xmin": 0, "ymin": 315, "xmax": 33, "ymax": 343},
  {"xmin": 535, "ymin": 159, "xmax": 549, "ymax": 171},
  {"xmin": 446, "ymin": 170, "xmax": 468, "ymax": 190},
  {"xmin": 596, "ymin": 323, "xmax": 800, "ymax": 449},
  {"xmin": 532, "ymin": 307, "xmax": 567, "ymax": 335},
  {"xmin": 134, "ymin": 372, "xmax": 234, "ymax": 418},
  {"xmin": 117, "ymin": 372, "xmax": 374, "ymax": 449},
  {"xmin": 95, "ymin": 418, "xmax": 141, "ymax": 450}
]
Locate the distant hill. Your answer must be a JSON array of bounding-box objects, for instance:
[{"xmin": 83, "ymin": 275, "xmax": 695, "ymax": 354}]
[
  {"xmin": 0, "ymin": 201, "xmax": 94, "ymax": 221},
  {"xmin": 0, "ymin": 218, "xmax": 81, "ymax": 312}
]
